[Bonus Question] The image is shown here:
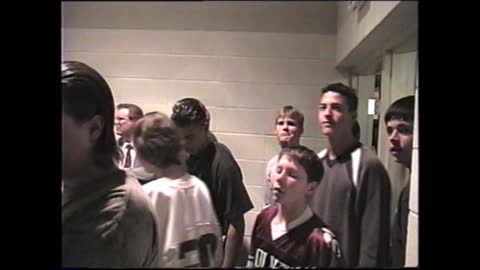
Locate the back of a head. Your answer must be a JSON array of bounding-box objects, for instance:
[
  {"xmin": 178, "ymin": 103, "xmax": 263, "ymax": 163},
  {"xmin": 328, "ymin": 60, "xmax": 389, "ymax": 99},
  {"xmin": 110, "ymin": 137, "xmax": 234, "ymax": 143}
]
[
  {"xmin": 276, "ymin": 105, "xmax": 305, "ymax": 131},
  {"xmin": 321, "ymin": 83, "xmax": 358, "ymax": 114},
  {"xmin": 62, "ymin": 60, "xmax": 120, "ymax": 168},
  {"xmin": 384, "ymin": 95, "xmax": 415, "ymax": 123},
  {"xmin": 171, "ymin": 97, "xmax": 210, "ymax": 129},
  {"xmin": 133, "ymin": 112, "xmax": 183, "ymax": 169},
  {"xmin": 278, "ymin": 145, "xmax": 324, "ymax": 183},
  {"xmin": 117, "ymin": 103, "xmax": 144, "ymax": 121}
]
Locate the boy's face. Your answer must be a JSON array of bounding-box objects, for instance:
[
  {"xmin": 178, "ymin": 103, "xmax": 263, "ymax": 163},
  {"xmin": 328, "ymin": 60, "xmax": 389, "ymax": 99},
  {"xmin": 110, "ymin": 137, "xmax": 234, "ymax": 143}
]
[
  {"xmin": 275, "ymin": 116, "xmax": 302, "ymax": 146},
  {"xmin": 318, "ymin": 91, "xmax": 354, "ymax": 138},
  {"xmin": 177, "ymin": 124, "xmax": 209, "ymax": 155},
  {"xmin": 271, "ymin": 154, "xmax": 316, "ymax": 206},
  {"xmin": 386, "ymin": 119, "xmax": 414, "ymax": 168}
]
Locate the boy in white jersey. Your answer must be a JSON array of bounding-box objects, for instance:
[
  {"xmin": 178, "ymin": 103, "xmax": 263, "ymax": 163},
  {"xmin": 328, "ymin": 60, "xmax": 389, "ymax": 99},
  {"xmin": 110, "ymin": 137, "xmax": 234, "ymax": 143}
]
[{"xmin": 132, "ymin": 112, "xmax": 223, "ymax": 267}]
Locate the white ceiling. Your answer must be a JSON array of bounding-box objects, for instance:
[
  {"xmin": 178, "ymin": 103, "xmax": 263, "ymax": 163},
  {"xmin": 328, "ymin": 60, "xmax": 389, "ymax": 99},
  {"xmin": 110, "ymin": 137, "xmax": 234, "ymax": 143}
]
[{"xmin": 62, "ymin": 1, "xmax": 338, "ymax": 34}]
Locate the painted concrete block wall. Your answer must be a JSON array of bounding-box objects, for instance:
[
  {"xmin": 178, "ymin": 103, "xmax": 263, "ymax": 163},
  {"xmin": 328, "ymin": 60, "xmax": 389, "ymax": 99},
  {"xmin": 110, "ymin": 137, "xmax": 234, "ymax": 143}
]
[
  {"xmin": 63, "ymin": 28, "xmax": 346, "ymax": 245},
  {"xmin": 336, "ymin": 1, "xmax": 400, "ymax": 64},
  {"xmin": 352, "ymin": 74, "xmax": 375, "ymax": 147}
]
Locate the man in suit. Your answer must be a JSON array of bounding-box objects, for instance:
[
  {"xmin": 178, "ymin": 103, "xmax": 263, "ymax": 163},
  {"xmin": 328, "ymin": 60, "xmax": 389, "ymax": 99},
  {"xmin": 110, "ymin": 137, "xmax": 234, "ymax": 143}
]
[{"xmin": 115, "ymin": 103, "xmax": 154, "ymax": 182}]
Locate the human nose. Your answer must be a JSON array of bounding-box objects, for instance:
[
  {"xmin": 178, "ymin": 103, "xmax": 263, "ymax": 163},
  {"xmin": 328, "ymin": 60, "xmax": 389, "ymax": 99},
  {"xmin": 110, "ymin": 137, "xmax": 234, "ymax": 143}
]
[{"xmin": 389, "ymin": 129, "xmax": 399, "ymax": 142}]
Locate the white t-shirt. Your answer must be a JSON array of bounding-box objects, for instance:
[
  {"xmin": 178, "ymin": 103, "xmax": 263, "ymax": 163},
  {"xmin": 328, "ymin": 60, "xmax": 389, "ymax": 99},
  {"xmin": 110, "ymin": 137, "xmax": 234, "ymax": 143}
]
[{"xmin": 143, "ymin": 173, "xmax": 223, "ymax": 268}]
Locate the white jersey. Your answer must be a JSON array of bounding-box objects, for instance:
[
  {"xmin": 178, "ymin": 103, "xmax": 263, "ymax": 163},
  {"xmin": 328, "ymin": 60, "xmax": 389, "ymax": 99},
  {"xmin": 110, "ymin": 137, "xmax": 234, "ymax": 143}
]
[{"xmin": 143, "ymin": 173, "xmax": 223, "ymax": 268}]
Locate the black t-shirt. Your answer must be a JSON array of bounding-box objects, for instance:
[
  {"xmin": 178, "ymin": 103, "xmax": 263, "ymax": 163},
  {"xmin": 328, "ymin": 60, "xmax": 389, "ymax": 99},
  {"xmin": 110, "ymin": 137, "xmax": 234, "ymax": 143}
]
[{"xmin": 187, "ymin": 141, "xmax": 253, "ymax": 235}]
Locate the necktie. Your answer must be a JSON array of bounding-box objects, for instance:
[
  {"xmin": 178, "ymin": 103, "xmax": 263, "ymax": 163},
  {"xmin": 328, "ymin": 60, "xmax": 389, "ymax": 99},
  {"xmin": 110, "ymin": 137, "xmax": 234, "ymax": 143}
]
[{"xmin": 124, "ymin": 144, "xmax": 133, "ymax": 168}]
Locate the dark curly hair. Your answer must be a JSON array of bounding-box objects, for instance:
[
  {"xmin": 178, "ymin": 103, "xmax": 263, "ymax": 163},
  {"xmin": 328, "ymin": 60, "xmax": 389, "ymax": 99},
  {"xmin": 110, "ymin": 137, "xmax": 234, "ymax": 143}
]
[{"xmin": 171, "ymin": 97, "xmax": 210, "ymax": 129}]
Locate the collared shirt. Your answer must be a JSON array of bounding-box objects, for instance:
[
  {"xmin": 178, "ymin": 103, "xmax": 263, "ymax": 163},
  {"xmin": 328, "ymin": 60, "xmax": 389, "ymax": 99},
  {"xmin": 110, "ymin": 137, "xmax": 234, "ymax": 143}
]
[
  {"xmin": 120, "ymin": 142, "xmax": 137, "ymax": 169},
  {"xmin": 271, "ymin": 206, "xmax": 314, "ymax": 240}
]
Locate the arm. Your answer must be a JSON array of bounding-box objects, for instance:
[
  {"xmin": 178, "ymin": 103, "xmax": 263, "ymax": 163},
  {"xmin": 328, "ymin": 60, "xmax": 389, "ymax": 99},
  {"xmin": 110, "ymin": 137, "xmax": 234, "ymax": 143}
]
[
  {"xmin": 222, "ymin": 215, "xmax": 245, "ymax": 268},
  {"xmin": 214, "ymin": 149, "xmax": 253, "ymax": 267},
  {"xmin": 246, "ymin": 211, "xmax": 262, "ymax": 268},
  {"xmin": 358, "ymin": 162, "xmax": 392, "ymax": 267}
]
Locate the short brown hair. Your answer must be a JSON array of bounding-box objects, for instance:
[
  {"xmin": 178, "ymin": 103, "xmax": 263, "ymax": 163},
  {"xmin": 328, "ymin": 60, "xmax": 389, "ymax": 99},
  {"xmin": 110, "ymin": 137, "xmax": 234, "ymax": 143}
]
[
  {"xmin": 275, "ymin": 105, "xmax": 304, "ymax": 132},
  {"xmin": 116, "ymin": 103, "xmax": 144, "ymax": 121},
  {"xmin": 133, "ymin": 112, "xmax": 183, "ymax": 168},
  {"xmin": 278, "ymin": 145, "xmax": 324, "ymax": 183}
]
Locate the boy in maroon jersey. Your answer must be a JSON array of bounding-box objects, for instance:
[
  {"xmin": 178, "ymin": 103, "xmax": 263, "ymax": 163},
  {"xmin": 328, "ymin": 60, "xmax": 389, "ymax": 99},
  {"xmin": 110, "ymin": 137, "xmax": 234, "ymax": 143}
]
[{"xmin": 247, "ymin": 145, "xmax": 344, "ymax": 268}]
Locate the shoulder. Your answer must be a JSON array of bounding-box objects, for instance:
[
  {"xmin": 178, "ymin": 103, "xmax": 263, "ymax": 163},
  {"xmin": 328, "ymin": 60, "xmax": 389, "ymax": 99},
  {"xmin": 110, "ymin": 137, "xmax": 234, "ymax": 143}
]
[
  {"xmin": 141, "ymin": 178, "xmax": 167, "ymax": 194},
  {"xmin": 250, "ymin": 205, "xmax": 275, "ymax": 234},
  {"xmin": 357, "ymin": 147, "xmax": 384, "ymax": 167},
  {"xmin": 213, "ymin": 142, "xmax": 241, "ymax": 172},
  {"xmin": 189, "ymin": 174, "xmax": 211, "ymax": 193},
  {"xmin": 67, "ymin": 173, "xmax": 156, "ymax": 240},
  {"xmin": 114, "ymin": 176, "xmax": 157, "ymax": 226},
  {"xmin": 356, "ymin": 147, "xmax": 389, "ymax": 176},
  {"xmin": 63, "ymin": 173, "xmax": 159, "ymax": 267},
  {"xmin": 308, "ymin": 225, "xmax": 340, "ymax": 249},
  {"xmin": 258, "ymin": 204, "xmax": 277, "ymax": 221},
  {"xmin": 214, "ymin": 142, "xmax": 232, "ymax": 156}
]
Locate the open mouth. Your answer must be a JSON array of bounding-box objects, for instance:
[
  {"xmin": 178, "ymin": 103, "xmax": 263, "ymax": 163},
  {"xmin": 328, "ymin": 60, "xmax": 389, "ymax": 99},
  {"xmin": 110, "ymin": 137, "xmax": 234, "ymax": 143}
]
[
  {"xmin": 272, "ymin": 187, "xmax": 284, "ymax": 194},
  {"xmin": 390, "ymin": 147, "xmax": 402, "ymax": 153}
]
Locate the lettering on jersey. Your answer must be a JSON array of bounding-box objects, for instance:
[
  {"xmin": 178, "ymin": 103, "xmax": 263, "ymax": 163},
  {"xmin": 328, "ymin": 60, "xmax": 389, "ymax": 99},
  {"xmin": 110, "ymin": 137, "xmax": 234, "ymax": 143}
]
[
  {"xmin": 174, "ymin": 233, "xmax": 217, "ymax": 267},
  {"xmin": 270, "ymin": 255, "xmax": 290, "ymax": 268},
  {"xmin": 254, "ymin": 248, "xmax": 268, "ymax": 267},
  {"xmin": 253, "ymin": 248, "xmax": 290, "ymax": 268}
]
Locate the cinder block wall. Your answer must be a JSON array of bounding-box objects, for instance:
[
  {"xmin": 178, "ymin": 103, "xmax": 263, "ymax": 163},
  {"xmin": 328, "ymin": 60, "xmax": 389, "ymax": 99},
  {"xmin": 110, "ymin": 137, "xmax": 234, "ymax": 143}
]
[
  {"xmin": 63, "ymin": 26, "xmax": 346, "ymax": 235},
  {"xmin": 62, "ymin": 4, "xmax": 347, "ymax": 264}
]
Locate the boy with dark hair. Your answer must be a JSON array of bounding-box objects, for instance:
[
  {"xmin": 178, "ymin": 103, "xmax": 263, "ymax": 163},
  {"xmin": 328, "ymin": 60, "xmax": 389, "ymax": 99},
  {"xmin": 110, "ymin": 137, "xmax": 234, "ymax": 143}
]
[
  {"xmin": 312, "ymin": 82, "xmax": 391, "ymax": 267},
  {"xmin": 384, "ymin": 95, "xmax": 415, "ymax": 267},
  {"xmin": 248, "ymin": 145, "xmax": 344, "ymax": 268},
  {"xmin": 171, "ymin": 97, "xmax": 253, "ymax": 267}
]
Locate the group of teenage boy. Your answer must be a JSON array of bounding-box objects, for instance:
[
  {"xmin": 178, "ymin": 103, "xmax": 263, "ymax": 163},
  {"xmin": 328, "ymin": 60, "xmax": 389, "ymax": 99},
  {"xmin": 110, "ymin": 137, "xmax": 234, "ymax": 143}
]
[{"xmin": 62, "ymin": 61, "xmax": 415, "ymax": 268}]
